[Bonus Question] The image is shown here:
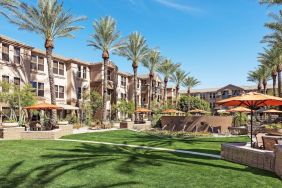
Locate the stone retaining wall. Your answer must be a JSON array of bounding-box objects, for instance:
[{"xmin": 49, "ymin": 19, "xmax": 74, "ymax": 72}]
[
  {"xmin": 0, "ymin": 127, "xmax": 25, "ymax": 140},
  {"xmin": 161, "ymin": 116, "xmax": 233, "ymax": 133},
  {"xmin": 221, "ymin": 143, "xmax": 282, "ymax": 179},
  {"xmin": 0, "ymin": 125, "xmax": 73, "ymax": 140}
]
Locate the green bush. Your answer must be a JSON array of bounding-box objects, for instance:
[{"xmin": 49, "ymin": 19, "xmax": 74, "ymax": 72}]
[
  {"xmin": 177, "ymin": 95, "xmax": 210, "ymax": 113},
  {"xmin": 265, "ymin": 124, "xmax": 282, "ymax": 129}
]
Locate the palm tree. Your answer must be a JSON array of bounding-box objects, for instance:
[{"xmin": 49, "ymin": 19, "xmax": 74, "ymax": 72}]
[
  {"xmin": 182, "ymin": 76, "xmax": 201, "ymax": 96},
  {"xmin": 171, "ymin": 69, "xmax": 188, "ymax": 106},
  {"xmin": 141, "ymin": 49, "xmax": 162, "ymax": 109},
  {"xmin": 258, "ymin": 65, "xmax": 271, "ymax": 94},
  {"xmin": 157, "ymin": 59, "xmax": 180, "ymax": 106},
  {"xmin": 88, "ymin": 16, "xmax": 123, "ymax": 122},
  {"xmin": 247, "ymin": 69, "xmax": 263, "ymax": 93},
  {"xmin": 117, "ymin": 32, "xmax": 149, "ymax": 121},
  {"xmin": 260, "ymin": 0, "xmax": 282, "ymax": 5},
  {"xmin": 2, "ymin": 0, "xmax": 85, "ymax": 129},
  {"xmin": 258, "ymin": 47, "xmax": 278, "ymax": 95}
]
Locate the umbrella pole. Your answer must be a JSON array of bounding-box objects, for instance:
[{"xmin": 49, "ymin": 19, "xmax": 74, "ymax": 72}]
[{"xmin": 250, "ymin": 109, "xmax": 253, "ymax": 148}]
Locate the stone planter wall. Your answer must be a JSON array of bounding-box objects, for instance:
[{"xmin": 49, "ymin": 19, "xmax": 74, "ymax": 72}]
[
  {"xmin": 0, "ymin": 127, "xmax": 25, "ymax": 140},
  {"xmin": 221, "ymin": 143, "xmax": 282, "ymax": 179}
]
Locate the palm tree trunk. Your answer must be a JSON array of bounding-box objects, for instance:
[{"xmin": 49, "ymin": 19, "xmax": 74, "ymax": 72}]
[
  {"xmin": 278, "ymin": 71, "xmax": 282, "ymax": 97},
  {"xmin": 45, "ymin": 39, "xmax": 56, "ymax": 130},
  {"xmin": 272, "ymin": 74, "xmax": 277, "ymax": 96},
  {"xmin": 175, "ymin": 85, "xmax": 179, "ymax": 107},
  {"xmin": 148, "ymin": 73, "xmax": 153, "ymax": 110},
  {"xmin": 263, "ymin": 79, "xmax": 267, "ymax": 94},
  {"xmin": 102, "ymin": 56, "xmax": 108, "ymax": 122},
  {"xmin": 133, "ymin": 63, "xmax": 138, "ymax": 122},
  {"xmin": 258, "ymin": 81, "xmax": 262, "ymax": 93},
  {"xmin": 187, "ymin": 88, "xmax": 191, "ymax": 96},
  {"xmin": 164, "ymin": 78, "xmax": 168, "ymax": 107}
]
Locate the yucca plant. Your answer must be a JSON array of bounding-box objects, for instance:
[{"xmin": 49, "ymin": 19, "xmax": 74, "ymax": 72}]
[
  {"xmin": 142, "ymin": 49, "xmax": 162, "ymax": 109},
  {"xmin": 1, "ymin": 0, "xmax": 86, "ymax": 129},
  {"xmin": 116, "ymin": 32, "xmax": 149, "ymax": 121},
  {"xmin": 88, "ymin": 16, "xmax": 123, "ymax": 122}
]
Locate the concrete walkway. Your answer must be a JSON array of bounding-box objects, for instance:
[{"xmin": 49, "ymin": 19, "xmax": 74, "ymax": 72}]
[
  {"xmin": 57, "ymin": 138, "xmax": 221, "ymax": 159},
  {"xmin": 72, "ymin": 127, "xmax": 120, "ymax": 134}
]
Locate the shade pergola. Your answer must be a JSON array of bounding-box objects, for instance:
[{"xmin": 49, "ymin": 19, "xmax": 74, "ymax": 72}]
[
  {"xmin": 217, "ymin": 92, "xmax": 282, "ymax": 147},
  {"xmin": 24, "ymin": 103, "xmax": 63, "ymax": 110}
]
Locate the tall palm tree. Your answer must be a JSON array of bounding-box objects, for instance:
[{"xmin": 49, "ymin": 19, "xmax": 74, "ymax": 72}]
[
  {"xmin": 182, "ymin": 76, "xmax": 201, "ymax": 96},
  {"xmin": 171, "ymin": 69, "xmax": 188, "ymax": 106},
  {"xmin": 88, "ymin": 16, "xmax": 123, "ymax": 122},
  {"xmin": 117, "ymin": 32, "xmax": 149, "ymax": 121},
  {"xmin": 141, "ymin": 49, "xmax": 162, "ymax": 109},
  {"xmin": 157, "ymin": 59, "xmax": 180, "ymax": 106},
  {"xmin": 258, "ymin": 47, "xmax": 278, "ymax": 95},
  {"xmin": 2, "ymin": 0, "xmax": 85, "ymax": 129},
  {"xmin": 247, "ymin": 69, "xmax": 263, "ymax": 93},
  {"xmin": 258, "ymin": 65, "xmax": 271, "ymax": 94}
]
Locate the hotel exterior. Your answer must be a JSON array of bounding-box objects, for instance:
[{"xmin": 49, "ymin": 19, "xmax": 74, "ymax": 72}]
[{"xmin": 0, "ymin": 35, "xmax": 163, "ymax": 121}]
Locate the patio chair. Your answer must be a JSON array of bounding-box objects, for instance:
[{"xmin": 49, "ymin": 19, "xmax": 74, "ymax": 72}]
[
  {"xmin": 262, "ymin": 136, "xmax": 278, "ymax": 151},
  {"xmin": 255, "ymin": 133, "xmax": 266, "ymax": 149}
]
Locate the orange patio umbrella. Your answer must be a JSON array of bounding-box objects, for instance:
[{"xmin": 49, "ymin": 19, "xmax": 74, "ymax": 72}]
[
  {"xmin": 217, "ymin": 92, "xmax": 282, "ymax": 147},
  {"xmin": 24, "ymin": 103, "xmax": 63, "ymax": 110},
  {"xmin": 162, "ymin": 109, "xmax": 185, "ymax": 116},
  {"xmin": 135, "ymin": 108, "xmax": 151, "ymax": 113}
]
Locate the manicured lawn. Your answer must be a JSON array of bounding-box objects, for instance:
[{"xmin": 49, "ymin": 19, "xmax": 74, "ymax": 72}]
[
  {"xmin": 0, "ymin": 140, "xmax": 281, "ymax": 188},
  {"xmin": 63, "ymin": 130, "xmax": 250, "ymax": 155}
]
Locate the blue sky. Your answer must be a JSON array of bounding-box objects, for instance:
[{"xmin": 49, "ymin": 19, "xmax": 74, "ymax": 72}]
[{"xmin": 0, "ymin": 0, "xmax": 277, "ymax": 89}]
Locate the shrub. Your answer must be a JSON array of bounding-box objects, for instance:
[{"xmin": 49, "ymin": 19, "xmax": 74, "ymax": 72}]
[
  {"xmin": 177, "ymin": 95, "xmax": 210, "ymax": 113},
  {"xmin": 265, "ymin": 124, "xmax": 282, "ymax": 129}
]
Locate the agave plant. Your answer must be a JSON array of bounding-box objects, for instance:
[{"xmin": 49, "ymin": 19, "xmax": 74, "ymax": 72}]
[{"xmin": 1, "ymin": 0, "xmax": 86, "ymax": 129}]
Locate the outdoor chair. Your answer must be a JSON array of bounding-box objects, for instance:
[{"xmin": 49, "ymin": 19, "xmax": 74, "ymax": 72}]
[
  {"xmin": 262, "ymin": 136, "xmax": 278, "ymax": 151},
  {"xmin": 255, "ymin": 133, "xmax": 266, "ymax": 149}
]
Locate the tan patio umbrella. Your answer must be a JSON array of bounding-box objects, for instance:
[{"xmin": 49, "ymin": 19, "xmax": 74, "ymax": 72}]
[
  {"xmin": 227, "ymin": 107, "xmax": 251, "ymax": 127},
  {"xmin": 217, "ymin": 92, "xmax": 282, "ymax": 147},
  {"xmin": 189, "ymin": 109, "xmax": 209, "ymax": 114},
  {"xmin": 162, "ymin": 109, "xmax": 185, "ymax": 116},
  {"xmin": 262, "ymin": 109, "xmax": 282, "ymax": 114},
  {"xmin": 135, "ymin": 108, "xmax": 151, "ymax": 113}
]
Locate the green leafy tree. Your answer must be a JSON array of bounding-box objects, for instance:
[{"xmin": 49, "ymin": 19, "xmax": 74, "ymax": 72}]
[
  {"xmin": 114, "ymin": 100, "xmax": 134, "ymax": 120},
  {"xmin": 88, "ymin": 16, "xmax": 123, "ymax": 122},
  {"xmin": 177, "ymin": 96, "xmax": 210, "ymax": 113},
  {"xmin": 116, "ymin": 32, "xmax": 149, "ymax": 121},
  {"xmin": 0, "ymin": 82, "xmax": 36, "ymax": 124},
  {"xmin": 157, "ymin": 59, "xmax": 180, "ymax": 106},
  {"xmin": 1, "ymin": 0, "xmax": 86, "ymax": 128},
  {"xmin": 142, "ymin": 49, "xmax": 162, "ymax": 110}
]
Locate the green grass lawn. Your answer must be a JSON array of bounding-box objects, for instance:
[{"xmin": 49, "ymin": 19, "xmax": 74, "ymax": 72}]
[
  {"xmin": 0, "ymin": 140, "xmax": 281, "ymax": 188},
  {"xmin": 63, "ymin": 130, "xmax": 250, "ymax": 155}
]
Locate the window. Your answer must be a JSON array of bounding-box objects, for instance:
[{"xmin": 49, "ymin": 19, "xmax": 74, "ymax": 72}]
[
  {"xmin": 2, "ymin": 75, "xmax": 9, "ymax": 92},
  {"xmin": 30, "ymin": 81, "xmax": 44, "ymax": 97},
  {"xmin": 38, "ymin": 57, "xmax": 44, "ymax": 71},
  {"xmin": 14, "ymin": 47, "xmax": 20, "ymax": 64},
  {"xmin": 53, "ymin": 61, "xmax": 58, "ymax": 75},
  {"xmin": 59, "ymin": 62, "xmax": 64, "ymax": 75},
  {"xmin": 38, "ymin": 83, "xmax": 44, "ymax": 97},
  {"xmin": 107, "ymin": 70, "xmax": 111, "ymax": 80},
  {"xmin": 77, "ymin": 87, "xmax": 81, "ymax": 99},
  {"xmin": 77, "ymin": 65, "xmax": 81, "ymax": 78},
  {"xmin": 121, "ymin": 93, "xmax": 127, "ymax": 100},
  {"xmin": 83, "ymin": 66, "xmax": 86, "ymax": 79},
  {"xmin": 14, "ymin": 77, "xmax": 20, "ymax": 86},
  {"xmin": 31, "ymin": 55, "xmax": 37, "ymax": 70},
  {"xmin": 121, "ymin": 76, "xmax": 126, "ymax": 86},
  {"xmin": 2, "ymin": 43, "xmax": 9, "ymax": 62},
  {"xmin": 55, "ymin": 85, "xmax": 64, "ymax": 98}
]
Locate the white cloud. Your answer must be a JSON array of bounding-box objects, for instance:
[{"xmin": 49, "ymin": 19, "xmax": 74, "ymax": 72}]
[{"xmin": 154, "ymin": 0, "xmax": 202, "ymax": 13}]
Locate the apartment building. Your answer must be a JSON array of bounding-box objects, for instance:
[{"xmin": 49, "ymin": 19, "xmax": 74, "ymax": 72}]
[
  {"xmin": 182, "ymin": 84, "xmax": 274, "ymax": 113},
  {"xmin": 0, "ymin": 35, "xmax": 91, "ymax": 119}
]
